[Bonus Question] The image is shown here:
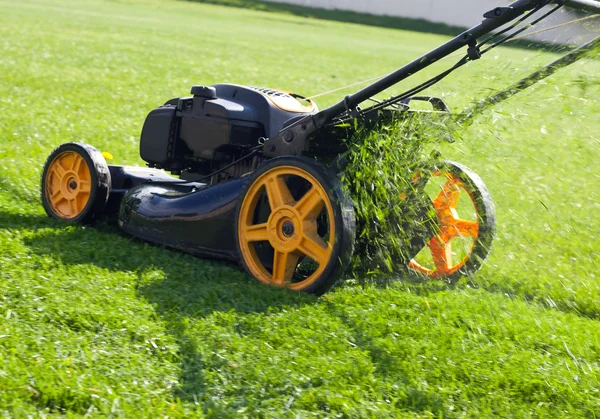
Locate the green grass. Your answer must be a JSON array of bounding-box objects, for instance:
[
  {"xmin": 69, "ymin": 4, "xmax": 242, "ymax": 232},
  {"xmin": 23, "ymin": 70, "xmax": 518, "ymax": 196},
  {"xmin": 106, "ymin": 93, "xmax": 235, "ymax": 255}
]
[{"xmin": 1, "ymin": 0, "xmax": 599, "ymax": 416}]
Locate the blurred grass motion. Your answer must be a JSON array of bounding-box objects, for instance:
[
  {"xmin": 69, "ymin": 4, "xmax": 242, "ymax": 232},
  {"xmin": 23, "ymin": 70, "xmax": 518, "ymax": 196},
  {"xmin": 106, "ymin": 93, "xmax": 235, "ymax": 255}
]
[
  {"xmin": 340, "ymin": 117, "xmax": 445, "ymax": 280},
  {"xmin": 1, "ymin": 0, "xmax": 599, "ymax": 417}
]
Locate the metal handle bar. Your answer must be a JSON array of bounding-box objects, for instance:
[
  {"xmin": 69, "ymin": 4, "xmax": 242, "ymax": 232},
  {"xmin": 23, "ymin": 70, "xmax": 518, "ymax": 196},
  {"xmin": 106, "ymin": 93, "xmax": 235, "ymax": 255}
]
[
  {"xmin": 320, "ymin": 0, "xmax": 600, "ymax": 122},
  {"xmin": 264, "ymin": 0, "xmax": 599, "ymax": 157},
  {"xmin": 567, "ymin": 0, "xmax": 600, "ymax": 13}
]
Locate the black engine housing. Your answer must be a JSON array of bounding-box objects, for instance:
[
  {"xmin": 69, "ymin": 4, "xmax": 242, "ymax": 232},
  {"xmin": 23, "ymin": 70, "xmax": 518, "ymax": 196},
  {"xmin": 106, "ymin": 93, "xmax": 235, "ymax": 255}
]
[{"xmin": 139, "ymin": 84, "xmax": 317, "ymax": 175}]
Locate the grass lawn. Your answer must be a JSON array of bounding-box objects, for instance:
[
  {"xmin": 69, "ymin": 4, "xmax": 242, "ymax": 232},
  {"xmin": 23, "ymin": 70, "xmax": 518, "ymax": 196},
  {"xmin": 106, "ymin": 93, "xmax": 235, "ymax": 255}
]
[{"xmin": 1, "ymin": 0, "xmax": 599, "ymax": 417}]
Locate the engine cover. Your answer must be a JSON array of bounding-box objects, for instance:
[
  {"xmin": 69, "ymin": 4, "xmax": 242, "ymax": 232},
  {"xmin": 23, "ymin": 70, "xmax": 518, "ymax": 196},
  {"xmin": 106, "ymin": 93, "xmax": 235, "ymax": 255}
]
[{"xmin": 139, "ymin": 84, "xmax": 318, "ymax": 168}]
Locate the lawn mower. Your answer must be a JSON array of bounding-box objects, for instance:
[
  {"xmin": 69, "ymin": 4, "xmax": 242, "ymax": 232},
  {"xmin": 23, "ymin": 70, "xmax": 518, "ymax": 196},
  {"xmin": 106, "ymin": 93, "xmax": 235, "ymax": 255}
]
[{"xmin": 41, "ymin": 0, "xmax": 600, "ymax": 295}]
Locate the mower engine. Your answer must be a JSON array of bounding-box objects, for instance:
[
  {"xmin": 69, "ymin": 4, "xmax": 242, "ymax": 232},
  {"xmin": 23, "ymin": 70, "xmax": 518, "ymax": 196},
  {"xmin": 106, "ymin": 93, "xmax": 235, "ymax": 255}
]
[{"xmin": 139, "ymin": 84, "xmax": 318, "ymax": 181}]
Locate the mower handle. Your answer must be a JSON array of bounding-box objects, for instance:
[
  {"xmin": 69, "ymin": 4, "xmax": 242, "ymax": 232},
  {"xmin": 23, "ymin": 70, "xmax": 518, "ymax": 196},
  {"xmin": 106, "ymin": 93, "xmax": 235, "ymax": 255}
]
[
  {"xmin": 263, "ymin": 0, "xmax": 600, "ymax": 157},
  {"xmin": 566, "ymin": 0, "xmax": 600, "ymax": 13},
  {"xmin": 320, "ymin": 0, "xmax": 600, "ymax": 122}
]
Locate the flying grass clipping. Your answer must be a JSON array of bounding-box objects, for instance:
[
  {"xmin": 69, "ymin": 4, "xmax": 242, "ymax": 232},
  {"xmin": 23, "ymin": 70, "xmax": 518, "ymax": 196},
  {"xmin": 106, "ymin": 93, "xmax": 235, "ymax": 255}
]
[{"xmin": 339, "ymin": 115, "xmax": 454, "ymax": 281}]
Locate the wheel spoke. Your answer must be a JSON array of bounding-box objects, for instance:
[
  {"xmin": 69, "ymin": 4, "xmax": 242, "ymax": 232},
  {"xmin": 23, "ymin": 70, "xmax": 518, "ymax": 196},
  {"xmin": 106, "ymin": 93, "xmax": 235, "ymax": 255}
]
[
  {"xmin": 450, "ymin": 219, "xmax": 479, "ymax": 238},
  {"xmin": 69, "ymin": 198, "xmax": 78, "ymax": 215},
  {"xmin": 294, "ymin": 186, "xmax": 324, "ymax": 221},
  {"xmin": 52, "ymin": 163, "xmax": 66, "ymax": 178},
  {"xmin": 297, "ymin": 231, "xmax": 330, "ymax": 265},
  {"xmin": 72, "ymin": 154, "xmax": 83, "ymax": 173},
  {"xmin": 408, "ymin": 259, "xmax": 434, "ymax": 276},
  {"xmin": 429, "ymin": 235, "xmax": 452, "ymax": 273},
  {"xmin": 50, "ymin": 187, "xmax": 62, "ymax": 201},
  {"xmin": 433, "ymin": 179, "xmax": 461, "ymax": 210},
  {"xmin": 243, "ymin": 223, "xmax": 269, "ymax": 243},
  {"xmin": 49, "ymin": 189, "xmax": 66, "ymax": 207},
  {"xmin": 272, "ymin": 251, "xmax": 301, "ymax": 285},
  {"xmin": 78, "ymin": 180, "xmax": 91, "ymax": 193},
  {"xmin": 264, "ymin": 175, "xmax": 294, "ymax": 210}
]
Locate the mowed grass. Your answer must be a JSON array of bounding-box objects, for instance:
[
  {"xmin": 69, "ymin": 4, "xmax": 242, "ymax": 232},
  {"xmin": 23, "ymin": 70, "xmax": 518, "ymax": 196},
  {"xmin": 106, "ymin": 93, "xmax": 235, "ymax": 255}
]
[{"xmin": 1, "ymin": 0, "xmax": 599, "ymax": 416}]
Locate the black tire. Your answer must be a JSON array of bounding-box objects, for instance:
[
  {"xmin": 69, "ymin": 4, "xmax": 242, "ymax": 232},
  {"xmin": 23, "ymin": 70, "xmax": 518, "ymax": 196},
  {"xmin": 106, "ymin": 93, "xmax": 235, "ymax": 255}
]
[
  {"xmin": 41, "ymin": 142, "xmax": 111, "ymax": 224},
  {"xmin": 235, "ymin": 157, "xmax": 356, "ymax": 295},
  {"xmin": 408, "ymin": 160, "xmax": 496, "ymax": 283}
]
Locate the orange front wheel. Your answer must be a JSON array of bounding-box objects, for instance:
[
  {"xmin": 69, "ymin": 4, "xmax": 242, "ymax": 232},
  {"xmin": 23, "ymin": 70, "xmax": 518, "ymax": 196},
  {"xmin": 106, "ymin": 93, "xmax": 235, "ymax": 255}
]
[
  {"xmin": 41, "ymin": 143, "xmax": 111, "ymax": 224},
  {"xmin": 408, "ymin": 161, "xmax": 496, "ymax": 282},
  {"xmin": 235, "ymin": 157, "xmax": 355, "ymax": 295}
]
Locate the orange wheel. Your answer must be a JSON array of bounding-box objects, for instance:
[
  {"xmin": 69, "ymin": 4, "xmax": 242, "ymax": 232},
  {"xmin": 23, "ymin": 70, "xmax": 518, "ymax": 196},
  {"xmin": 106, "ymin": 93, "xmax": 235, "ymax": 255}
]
[
  {"xmin": 41, "ymin": 143, "xmax": 111, "ymax": 223},
  {"xmin": 236, "ymin": 157, "xmax": 355, "ymax": 295},
  {"xmin": 408, "ymin": 161, "xmax": 495, "ymax": 282}
]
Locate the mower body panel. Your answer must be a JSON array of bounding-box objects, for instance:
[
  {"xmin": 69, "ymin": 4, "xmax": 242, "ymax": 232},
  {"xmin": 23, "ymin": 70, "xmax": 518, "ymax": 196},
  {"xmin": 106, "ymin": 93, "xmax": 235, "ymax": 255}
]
[
  {"xmin": 118, "ymin": 177, "xmax": 249, "ymax": 260},
  {"xmin": 104, "ymin": 165, "xmax": 183, "ymax": 217}
]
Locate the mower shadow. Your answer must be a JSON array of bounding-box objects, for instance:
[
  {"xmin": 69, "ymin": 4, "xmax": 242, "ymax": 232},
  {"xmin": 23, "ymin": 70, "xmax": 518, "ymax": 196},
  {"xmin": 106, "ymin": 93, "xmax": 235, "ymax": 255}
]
[
  {"xmin": 1, "ymin": 209, "xmax": 478, "ymax": 319},
  {"xmin": 9, "ymin": 211, "xmax": 317, "ymax": 402},
  {"xmin": 14, "ymin": 214, "xmax": 315, "ymax": 314},
  {"xmin": 8, "ymin": 210, "xmax": 555, "ymax": 410}
]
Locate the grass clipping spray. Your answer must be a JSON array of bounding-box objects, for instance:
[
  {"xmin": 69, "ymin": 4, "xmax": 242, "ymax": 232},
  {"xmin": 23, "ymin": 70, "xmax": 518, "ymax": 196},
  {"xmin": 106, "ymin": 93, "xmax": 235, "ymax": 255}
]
[{"xmin": 338, "ymin": 114, "xmax": 457, "ymax": 282}]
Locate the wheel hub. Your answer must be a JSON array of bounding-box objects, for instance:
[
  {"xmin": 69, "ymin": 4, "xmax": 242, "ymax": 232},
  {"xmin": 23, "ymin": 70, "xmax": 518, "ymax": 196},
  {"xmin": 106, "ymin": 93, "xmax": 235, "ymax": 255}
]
[
  {"xmin": 267, "ymin": 206, "xmax": 302, "ymax": 252},
  {"xmin": 59, "ymin": 172, "xmax": 81, "ymax": 200},
  {"xmin": 281, "ymin": 220, "xmax": 295, "ymax": 237}
]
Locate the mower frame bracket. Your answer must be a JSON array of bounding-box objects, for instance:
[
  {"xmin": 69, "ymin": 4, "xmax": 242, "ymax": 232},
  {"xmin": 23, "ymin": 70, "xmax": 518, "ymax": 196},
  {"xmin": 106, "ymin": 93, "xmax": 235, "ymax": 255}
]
[
  {"xmin": 483, "ymin": 6, "xmax": 514, "ymax": 19},
  {"xmin": 262, "ymin": 114, "xmax": 319, "ymax": 157}
]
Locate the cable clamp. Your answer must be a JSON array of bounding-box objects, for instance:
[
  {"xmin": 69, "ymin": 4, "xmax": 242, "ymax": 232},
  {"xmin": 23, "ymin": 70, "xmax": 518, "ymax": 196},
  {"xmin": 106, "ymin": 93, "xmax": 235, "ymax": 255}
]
[
  {"xmin": 483, "ymin": 7, "xmax": 512, "ymax": 19},
  {"xmin": 465, "ymin": 34, "xmax": 481, "ymax": 60},
  {"xmin": 343, "ymin": 95, "xmax": 362, "ymax": 118}
]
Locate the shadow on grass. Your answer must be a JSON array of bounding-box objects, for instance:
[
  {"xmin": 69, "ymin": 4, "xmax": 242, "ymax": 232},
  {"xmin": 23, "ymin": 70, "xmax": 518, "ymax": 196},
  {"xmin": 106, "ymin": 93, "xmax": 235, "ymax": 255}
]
[
  {"xmin": 184, "ymin": 0, "xmax": 563, "ymax": 51},
  {"xmin": 7, "ymin": 209, "xmax": 595, "ymax": 412},
  {"xmin": 3, "ymin": 210, "xmax": 444, "ymax": 411},
  {"xmin": 8, "ymin": 208, "xmax": 596, "ymax": 324},
  {"xmin": 10, "ymin": 213, "xmax": 315, "ymax": 315},
  {"xmin": 7, "ymin": 211, "xmax": 316, "ymax": 403}
]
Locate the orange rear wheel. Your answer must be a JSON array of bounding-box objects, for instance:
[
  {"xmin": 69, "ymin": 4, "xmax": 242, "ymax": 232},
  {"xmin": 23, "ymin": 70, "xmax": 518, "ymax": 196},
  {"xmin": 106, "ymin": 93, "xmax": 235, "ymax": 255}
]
[
  {"xmin": 236, "ymin": 157, "xmax": 355, "ymax": 295},
  {"xmin": 408, "ymin": 161, "xmax": 495, "ymax": 282},
  {"xmin": 41, "ymin": 143, "xmax": 111, "ymax": 223}
]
